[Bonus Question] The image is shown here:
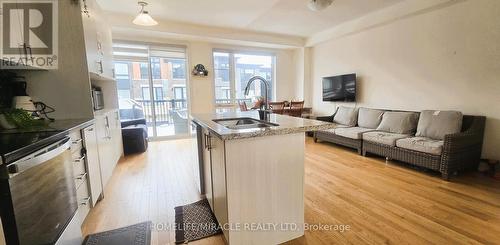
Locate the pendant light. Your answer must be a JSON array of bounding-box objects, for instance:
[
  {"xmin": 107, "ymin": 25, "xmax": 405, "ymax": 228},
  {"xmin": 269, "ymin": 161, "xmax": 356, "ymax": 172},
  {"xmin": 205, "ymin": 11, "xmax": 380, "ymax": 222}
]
[
  {"xmin": 133, "ymin": 1, "xmax": 158, "ymax": 26},
  {"xmin": 307, "ymin": 0, "xmax": 334, "ymax": 11}
]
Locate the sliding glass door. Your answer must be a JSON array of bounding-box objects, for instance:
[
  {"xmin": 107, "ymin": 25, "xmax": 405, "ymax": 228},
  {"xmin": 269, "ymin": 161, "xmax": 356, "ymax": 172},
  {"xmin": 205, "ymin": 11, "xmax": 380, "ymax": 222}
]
[{"xmin": 113, "ymin": 43, "xmax": 189, "ymax": 139}]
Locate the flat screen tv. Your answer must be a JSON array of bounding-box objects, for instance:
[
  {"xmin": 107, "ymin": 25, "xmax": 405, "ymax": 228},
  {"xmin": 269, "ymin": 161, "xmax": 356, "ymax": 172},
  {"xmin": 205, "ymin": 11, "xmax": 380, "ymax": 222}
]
[{"xmin": 322, "ymin": 74, "xmax": 356, "ymax": 102}]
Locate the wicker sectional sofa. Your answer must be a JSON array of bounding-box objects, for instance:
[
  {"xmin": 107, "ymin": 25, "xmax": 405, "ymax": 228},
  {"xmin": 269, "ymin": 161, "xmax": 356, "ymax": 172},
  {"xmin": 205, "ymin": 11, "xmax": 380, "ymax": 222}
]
[{"xmin": 314, "ymin": 107, "xmax": 486, "ymax": 180}]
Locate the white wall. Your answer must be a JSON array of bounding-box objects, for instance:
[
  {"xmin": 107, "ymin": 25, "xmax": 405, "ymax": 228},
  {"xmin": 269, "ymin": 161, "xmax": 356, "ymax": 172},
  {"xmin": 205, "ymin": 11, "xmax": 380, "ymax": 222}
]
[
  {"xmin": 20, "ymin": 1, "xmax": 94, "ymax": 120},
  {"xmin": 310, "ymin": 0, "xmax": 500, "ymax": 160},
  {"xmin": 112, "ymin": 32, "xmax": 303, "ymax": 114}
]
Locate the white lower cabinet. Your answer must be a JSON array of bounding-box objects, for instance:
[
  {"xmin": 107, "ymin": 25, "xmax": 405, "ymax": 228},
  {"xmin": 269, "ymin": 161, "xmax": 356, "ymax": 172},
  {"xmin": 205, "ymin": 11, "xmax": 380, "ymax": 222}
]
[
  {"xmin": 95, "ymin": 109, "xmax": 123, "ymax": 190},
  {"xmin": 83, "ymin": 125, "xmax": 103, "ymax": 207},
  {"xmin": 109, "ymin": 110, "xmax": 123, "ymax": 164},
  {"xmin": 76, "ymin": 179, "xmax": 91, "ymax": 224},
  {"xmin": 203, "ymin": 132, "xmax": 229, "ymax": 242},
  {"xmin": 202, "ymin": 128, "xmax": 214, "ymax": 209},
  {"xmin": 209, "ymin": 134, "xmax": 229, "ymax": 241},
  {"xmin": 200, "ymin": 131, "xmax": 306, "ymax": 244},
  {"xmin": 69, "ymin": 128, "xmax": 91, "ymax": 228},
  {"xmin": 65, "ymin": 112, "xmax": 122, "ymax": 232}
]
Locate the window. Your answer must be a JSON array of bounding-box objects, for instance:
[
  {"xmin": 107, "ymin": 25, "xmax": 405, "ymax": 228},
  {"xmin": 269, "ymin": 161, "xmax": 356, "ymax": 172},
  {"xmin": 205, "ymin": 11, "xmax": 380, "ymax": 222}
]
[
  {"xmin": 115, "ymin": 62, "xmax": 129, "ymax": 79},
  {"xmin": 171, "ymin": 60, "xmax": 186, "ymax": 79},
  {"xmin": 113, "ymin": 42, "xmax": 189, "ymax": 138},
  {"xmin": 213, "ymin": 51, "xmax": 275, "ymax": 106},
  {"xmin": 142, "ymin": 87, "xmax": 150, "ymax": 100},
  {"xmin": 173, "ymin": 87, "xmax": 187, "ymax": 100},
  {"xmin": 151, "ymin": 58, "xmax": 161, "ymax": 79},
  {"xmin": 139, "ymin": 63, "xmax": 149, "ymax": 79},
  {"xmin": 117, "ymin": 90, "xmax": 130, "ymax": 100},
  {"xmin": 155, "ymin": 87, "xmax": 164, "ymax": 100},
  {"xmin": 214, "ymin": 52, "xmax": 231, "ymax": 104},
  {"xmin": 142, "ymin": 86, "xmax": 164, "ymax": 100}
]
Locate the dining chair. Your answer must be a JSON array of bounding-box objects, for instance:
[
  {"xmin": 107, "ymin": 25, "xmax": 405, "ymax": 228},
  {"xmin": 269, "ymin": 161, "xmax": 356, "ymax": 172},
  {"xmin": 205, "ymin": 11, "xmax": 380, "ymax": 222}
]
[
  {"xmin": 238, "ymin": 101, "xmax": 249, "ymax": 111},
  {"xmin": 288, "ymin": 101, "xmax": 305, "ymax": 117},
  {"xmin": 269, "ymin": 101, "xmax": 286, "ymax": 114}
]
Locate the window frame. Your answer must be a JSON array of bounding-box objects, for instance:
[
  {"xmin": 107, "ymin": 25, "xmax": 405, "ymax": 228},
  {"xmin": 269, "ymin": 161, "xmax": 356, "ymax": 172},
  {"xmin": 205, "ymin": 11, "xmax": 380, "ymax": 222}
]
[
  {"xmin": 150, "ymin": 58, "xmax": 161, "ymax": 79},
  {"xmin": 141, "ymin": 85, "xmax": 164, "ymax": 100},
  {"xmin": 212, "ymin": 49, "xmax": 276, "ymax": 107},
  {"xmin": 139, "ymin": 63, "xmax": 149, "ymax": 80},
  {"xmin": 171, "ymin": 59, "xmax": 187, "ymax": 80},
  {"xmin": 173, "ymin": 86, "xmax": 187, "ymax": 100}
]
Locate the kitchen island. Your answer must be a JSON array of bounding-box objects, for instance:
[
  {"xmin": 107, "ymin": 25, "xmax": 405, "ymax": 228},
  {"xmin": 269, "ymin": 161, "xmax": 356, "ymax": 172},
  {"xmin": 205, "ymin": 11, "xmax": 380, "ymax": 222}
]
[{"xmin": 191, "ymin": 111, "xmax": 336, "ymax": 244}]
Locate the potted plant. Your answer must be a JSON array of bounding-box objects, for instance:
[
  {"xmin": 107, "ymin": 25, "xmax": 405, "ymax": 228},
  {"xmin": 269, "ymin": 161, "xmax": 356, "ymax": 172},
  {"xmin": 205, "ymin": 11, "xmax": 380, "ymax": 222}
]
[{"xmin": 0, "ymin": 108, "xmax": 47, "ymax": 130}]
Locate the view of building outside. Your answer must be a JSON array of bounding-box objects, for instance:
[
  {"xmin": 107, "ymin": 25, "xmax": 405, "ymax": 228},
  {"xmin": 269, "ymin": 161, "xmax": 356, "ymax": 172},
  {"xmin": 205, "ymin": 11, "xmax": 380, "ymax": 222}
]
[
  {"xmin": 214, "ymin": 52, "xmax": 274, "ymax": 106},
  {"xmin": 214, "ymin": 52, "xmax": 231, "ymax": 104},
  {"xmin": 115, "ymin": 58, "xmax": 187, "ymax": 104},
  {"xmin": 113, "ymin": 43, "xmax": 189, "ymax": 138}
]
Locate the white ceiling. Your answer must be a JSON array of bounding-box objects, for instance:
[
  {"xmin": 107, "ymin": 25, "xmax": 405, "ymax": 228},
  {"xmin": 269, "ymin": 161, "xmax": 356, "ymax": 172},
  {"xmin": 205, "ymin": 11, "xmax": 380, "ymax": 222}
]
[{"xmin": 97, "ymin": 0, "xmax": 403, "ymax": 37}]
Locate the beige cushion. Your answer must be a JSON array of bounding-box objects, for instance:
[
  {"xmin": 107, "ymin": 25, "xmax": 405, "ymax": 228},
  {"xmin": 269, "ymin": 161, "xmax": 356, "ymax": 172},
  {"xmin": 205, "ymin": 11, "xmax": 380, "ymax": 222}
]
[
  {"xmin": 334, "ymin": 127, "xmax": 375, "ymax": 140},
  {"xmin": 376, "ymin": 112, "xmax": 419, "ymax": 134},
  {"xmin": 333, "ymin": 106, "xmax": 358, "ymax": 127},
  {"xmin": 396, "ymin": 137, "xmax": 444, "ymax": 155},
  {"xmin": 416, "ymin": 110, "xmax": 463, "ymax": 140},
  {"xmin": 317, "ymin": 125, "xmax": 349, "ymax": 135},
  {"xmin": 363, "ymin": 131, "xmax": 411, "ymax": 146},
  {"xmin": 358, "ymin": 108, "xmax": 385, "ymax": 129}
]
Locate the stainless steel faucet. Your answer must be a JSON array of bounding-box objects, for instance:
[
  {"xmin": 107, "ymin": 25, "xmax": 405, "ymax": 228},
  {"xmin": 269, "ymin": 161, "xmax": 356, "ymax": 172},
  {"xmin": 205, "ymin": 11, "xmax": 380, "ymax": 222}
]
[{"xmin": 244, "ymin": 76, "xmax": 270, "ymax": 111}]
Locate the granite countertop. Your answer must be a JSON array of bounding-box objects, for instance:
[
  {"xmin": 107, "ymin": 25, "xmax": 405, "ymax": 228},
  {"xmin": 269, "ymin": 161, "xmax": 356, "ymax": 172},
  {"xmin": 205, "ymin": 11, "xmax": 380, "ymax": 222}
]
[
  {"xmin": 191, "ymin": 111, "xmax": 337, "ymax": 140},
  {"xmin": 0, "ymin": 118, "xmax": 95, "ymax": 165}
]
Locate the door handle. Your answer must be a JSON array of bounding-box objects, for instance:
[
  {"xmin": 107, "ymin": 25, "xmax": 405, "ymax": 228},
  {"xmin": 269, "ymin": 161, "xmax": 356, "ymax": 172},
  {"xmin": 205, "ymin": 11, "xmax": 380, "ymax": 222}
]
[
  {"xmin": 206, "ymin": 134, "xmax": 213, "ymax": 150},
  {"xmin": 204, "ymin": 134, "xmax": 208, "ymax": 149},
  {"xmin": 6, "ymin": 137, "xmax": 71, "ymax": 177}
]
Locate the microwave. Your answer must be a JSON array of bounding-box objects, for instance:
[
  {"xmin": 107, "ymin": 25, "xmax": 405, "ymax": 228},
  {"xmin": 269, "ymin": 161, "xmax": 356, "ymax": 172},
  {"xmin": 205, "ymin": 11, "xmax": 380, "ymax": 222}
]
[{"xmin": 92, "ymin": 89, "xmax": 104, "ymax": 110}]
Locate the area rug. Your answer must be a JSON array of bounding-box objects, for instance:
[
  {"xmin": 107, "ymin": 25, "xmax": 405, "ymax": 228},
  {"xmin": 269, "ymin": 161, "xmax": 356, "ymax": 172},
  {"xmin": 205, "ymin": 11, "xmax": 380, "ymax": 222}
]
[
  {"xmin": 83, "ymin": 221, "xmax": 152, "ymax": 245},
  {"xmin": 174, "ymin": 199, "xmax": 222, "ymax": 244}
]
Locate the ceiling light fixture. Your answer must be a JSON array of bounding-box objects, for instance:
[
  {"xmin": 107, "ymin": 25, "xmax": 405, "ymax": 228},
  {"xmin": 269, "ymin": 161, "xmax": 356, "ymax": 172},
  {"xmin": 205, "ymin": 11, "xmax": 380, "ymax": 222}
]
[
  {"xmin": 307, "ymin": 0, "xmax": 334, "ymax": 11},
  {"xmin": 133, "ymin": 1, "xmax": 158, "ymax": 26}
]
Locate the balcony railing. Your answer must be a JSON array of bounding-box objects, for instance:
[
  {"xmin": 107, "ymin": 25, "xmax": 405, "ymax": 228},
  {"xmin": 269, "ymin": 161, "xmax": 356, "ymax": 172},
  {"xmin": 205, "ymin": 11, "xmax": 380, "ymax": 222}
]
[
  {"xmin": 134, "ymin": 98, "xmax": 253, "ymax": 125},
  {"xmin": 136, "ymin": 99, "xmax": 187, "ymax": 124},
  {"xmin": 215, "ymin": 98, "xmax": 252, "ymax": 105}
]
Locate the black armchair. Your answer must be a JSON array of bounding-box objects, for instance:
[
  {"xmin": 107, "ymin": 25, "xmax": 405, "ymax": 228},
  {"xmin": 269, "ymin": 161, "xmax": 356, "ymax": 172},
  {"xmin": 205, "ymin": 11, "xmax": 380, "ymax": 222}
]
[{"xmin": 121, "ymin": 118, "xmax": 148, "ymax": 155}]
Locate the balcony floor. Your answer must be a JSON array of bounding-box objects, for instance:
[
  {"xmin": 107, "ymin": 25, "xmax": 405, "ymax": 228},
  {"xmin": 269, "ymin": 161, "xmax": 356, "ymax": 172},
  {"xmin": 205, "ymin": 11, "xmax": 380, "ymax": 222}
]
[{"xmin": 146, "ymin": 123, "xmax": 190, "ymax": 138}]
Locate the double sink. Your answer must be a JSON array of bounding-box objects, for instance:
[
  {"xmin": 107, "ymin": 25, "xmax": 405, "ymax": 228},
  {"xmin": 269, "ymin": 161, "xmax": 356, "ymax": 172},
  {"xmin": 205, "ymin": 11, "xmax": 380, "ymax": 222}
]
[{"xmin": 213, "ymin": 117, "xmax": 279, "ymax": 130}]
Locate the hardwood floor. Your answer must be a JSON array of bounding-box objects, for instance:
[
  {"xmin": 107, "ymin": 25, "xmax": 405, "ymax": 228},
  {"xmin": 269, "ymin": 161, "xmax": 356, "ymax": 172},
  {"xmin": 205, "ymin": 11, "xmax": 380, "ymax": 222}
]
[{"xmin": 82, "ymin": 137, "xmax": 500, "ymax": 244}]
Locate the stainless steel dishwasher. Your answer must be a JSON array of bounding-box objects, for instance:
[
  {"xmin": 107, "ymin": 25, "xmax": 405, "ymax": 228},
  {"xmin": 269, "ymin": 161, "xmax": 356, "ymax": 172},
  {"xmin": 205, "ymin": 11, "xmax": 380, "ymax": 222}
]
[{"xmin": 0, "ymin": 137, "xmax": 78, "ymax": 245}]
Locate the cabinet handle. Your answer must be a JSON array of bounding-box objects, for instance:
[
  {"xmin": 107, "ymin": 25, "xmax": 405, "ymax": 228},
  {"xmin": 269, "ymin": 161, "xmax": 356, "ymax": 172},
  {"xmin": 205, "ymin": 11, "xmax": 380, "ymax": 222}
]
[
  {"xmin": 79, "ymin": 196, "xmax": 91, "ymax": 206},
  {"xmin": 204, "ymin": 134, "xmax": 209, "ymax": 150},
  {"xmin": 73, "ymin": 155, "xmax": 86, "ymax": 163},
  {"xmin": 72, "ymin": 139, "xmax": 83, "ymax": 145},
  {"xmin": 206, "ymin": 134, "xmax": 213, "ymax": 150},
  {"xmin": 76, "ymin": 172, "xmax": 87, "ymax": 180},
  {"xmin": 96, "ymin": 60, "xmax": 103, "ymax": 74}
]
